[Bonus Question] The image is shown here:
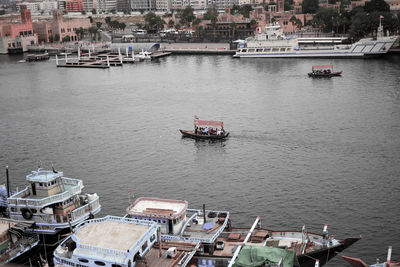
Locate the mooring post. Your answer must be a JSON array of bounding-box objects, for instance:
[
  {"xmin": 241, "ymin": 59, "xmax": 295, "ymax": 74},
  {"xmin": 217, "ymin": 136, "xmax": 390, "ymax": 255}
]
[
  {"xmin": 107, "ymin": 55, "xmax": 110, "ymax": 67},
  {"xmin": 65, "ymin": 53, "xmax": 68, "ymax": 63},
  {"xmin": 78, "ymin": 47, "xmax": 81, "ymax": 60},
  {"xmin": 88, "ymin": 48, "xmax": 91, "ymax": 58},
  {"xmin": 6, "ymin": 166, "xmax": 10, "ymax": 198},
  {"xmin": 203, "ymin": 204, "xmax": 206, "ymax": 224},
  {"xmin": 126, "ymin": 47, "xmax": 128, "ymax": 57},
  {"xmin": 55, "ymin": 54, "xmax": 58, "ymax": 65}
]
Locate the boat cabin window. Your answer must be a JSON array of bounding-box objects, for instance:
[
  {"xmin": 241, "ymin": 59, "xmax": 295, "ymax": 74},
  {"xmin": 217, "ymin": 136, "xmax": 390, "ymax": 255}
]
[
  {"xmin": 280, "ymin": 48, "xmax": 286, "ymax": 52},
  {"xmin": 150, "ymin": 234, "xmax": 156, "ymax": 242},
  {"xmin": 111, "ymin": 265, "xmax": 122, "ymax": 267},
  {"xmin": 10, "ymin": 207, "xmax": 17, "ymax": 212},
  {"xmin": 78, "ymin": 258, "xmax": 89, "ymax": 263},
  {"xmin": 248, "ymin": 49, "xmax": 255, "ymax": 53},
  {"xmin": 141, "ymin": 241, "xmax": 148, "ymax": 252},
  {"xmin": 94, "ymin": 261, "xmax": 106, "ymax": 266},
  {"xmin": 272, "ymin": 48, "xmax": 279, "ymax": 52},
  {"xmin": 256, "ymin": 48, "xmax": 263, "ymax": 52}
]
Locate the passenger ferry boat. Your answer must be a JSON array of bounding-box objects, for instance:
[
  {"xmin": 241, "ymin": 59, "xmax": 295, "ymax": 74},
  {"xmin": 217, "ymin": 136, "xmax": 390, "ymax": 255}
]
[
  {"xmin": 7, "ymin": 168, "xmax": 101, "ymax": 235},
  {"xmin": 125, "ymin": 197, "xmax": 360, "ymax": 267},
  {"xmin": 0, "ymin": 218, "xmax": 40, "ymax": 265},
  {"xmin": 233, "ymin": 22, "xmax": 397, "ymax": 58},
  {"xmin": 53, "ymin": 215, "xmax": 200, "ymax": 267},
  {"xmin": 180, "ymin": 116, "xmax": 230, "ymax": 140}
]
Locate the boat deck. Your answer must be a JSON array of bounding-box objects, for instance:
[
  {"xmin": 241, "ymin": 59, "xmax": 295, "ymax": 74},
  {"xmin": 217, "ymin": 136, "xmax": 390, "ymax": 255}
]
[{"xmin": 74, "ymin": 220, "xmax": 149, "ymax": 251}]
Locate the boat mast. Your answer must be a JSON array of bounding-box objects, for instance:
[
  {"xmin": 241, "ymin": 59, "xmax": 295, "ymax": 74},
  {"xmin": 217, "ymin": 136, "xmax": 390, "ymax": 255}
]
[
  {"xmin": 6, "ymin": 166, "xmax": 10, "ymax": 198},
  {"xmin": 228, "ymin": 216, "xmax": 261, "ymax": 267}
]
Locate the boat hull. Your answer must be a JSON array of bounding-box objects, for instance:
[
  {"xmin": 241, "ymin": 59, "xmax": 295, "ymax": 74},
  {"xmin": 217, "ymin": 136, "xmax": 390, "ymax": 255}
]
[
  {"xmin": 180, "ymin": 130, "xmax": 229, "ymax": 139},
  {"xmin": 308, "ymin": 71, "xmax": 342, "ymax": 78}
]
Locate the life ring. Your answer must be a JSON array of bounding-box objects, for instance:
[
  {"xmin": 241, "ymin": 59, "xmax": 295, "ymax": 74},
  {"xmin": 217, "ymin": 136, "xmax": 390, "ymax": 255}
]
[{"xmin": 21, "ymin": 208, "xmax": 33, "ymax": 220}]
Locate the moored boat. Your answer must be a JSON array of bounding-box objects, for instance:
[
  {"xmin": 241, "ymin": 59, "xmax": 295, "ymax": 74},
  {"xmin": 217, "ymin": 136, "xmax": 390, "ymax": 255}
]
[
  {"xmin": 180, "ymin": 116, "xmax": 229, "ymax": 140},
  {"xmin": 233, "ymin": 21, "xmax": 397, "ymax": 58},
  {"xmin": 6, "ymin": 168, "xmax": 101, "ymax": 235},
  {"xmin": 308, "ymin": 64, "xmax": 342, "ymax": 78},
  {"xmin": 0, "ymin": 218, "xmax": 40, "ymax": 265},
  {"xmin": 125, "ymin": 197, "xmax": 360, "ymax": 267},
  {"xmin": 53, "ymin": 215, "xmax": 200, "ymax": 267},
  {"xmin": 342, "ymin": 246, "xmax": 400, "ymax": 267}
]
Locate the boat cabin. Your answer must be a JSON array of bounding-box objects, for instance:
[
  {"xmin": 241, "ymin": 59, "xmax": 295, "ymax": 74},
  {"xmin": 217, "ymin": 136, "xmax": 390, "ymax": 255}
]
[
  {"xmin": 7, "ymin": 168, "xmax": 101, "ymax": 234},
  {"xmin": 126, "ymin": 197, "xmax": 231, "ymax": 254},
  {"xmin": 126, "ymin": 197, "xmax": 188, "ymax": 235}
]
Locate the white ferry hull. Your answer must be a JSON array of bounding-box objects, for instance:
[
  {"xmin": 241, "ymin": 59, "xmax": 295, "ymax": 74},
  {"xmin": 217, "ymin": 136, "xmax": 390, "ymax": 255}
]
[{"xmin": 234, "ymin": 37, "xmax": 398, "ymax": 58}]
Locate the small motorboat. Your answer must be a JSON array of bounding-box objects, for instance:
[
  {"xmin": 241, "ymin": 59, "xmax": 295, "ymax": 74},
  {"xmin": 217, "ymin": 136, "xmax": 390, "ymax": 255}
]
[
  {"xmin": 180, "ymin": 116, "xmax": 229, "ymax": 140},
  {"xmin": 308, "ymin": 64, "xmax": 342, "ymax": 78}
]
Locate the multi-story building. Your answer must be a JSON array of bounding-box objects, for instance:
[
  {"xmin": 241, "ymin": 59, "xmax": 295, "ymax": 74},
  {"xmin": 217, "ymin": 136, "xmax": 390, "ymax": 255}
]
[
  {"xmin": 117, "ymin": 0, "xmax": 130, "ymax": 11},
  {"xmin": 0, "ymin": 5, "xmax": 38, "ymax": 54},
  {"xmin": 156, "ymin": 0, "xmax": 171, "ymax": 11},
  {"xmin": 82, "ymin": 0, "xmax": 97, "ymax": 11},
  {"xmin": 386, "ymin": 0, "xmax": 400, "ymax": 10},
  {"xmin": 16, "ymin": 0, "xmax": 58, "ymax": 15},
  {"xmin": 65, "ymin": 0, "xmax": 83, "ymax": 12},
  {"xmin": 98, "ymin": 0, "xmax": 117, "ymax": 12},
  {"xmin": 32, "ymin": 10, "xmax": 90, "ymax": 42},
  {"xmin": 207, "ymin": 0, "xmax": 238, "ymax": 9},
  {"xmin": 131, "ymin": 0, "xmax": 156, "ymax": 10}
]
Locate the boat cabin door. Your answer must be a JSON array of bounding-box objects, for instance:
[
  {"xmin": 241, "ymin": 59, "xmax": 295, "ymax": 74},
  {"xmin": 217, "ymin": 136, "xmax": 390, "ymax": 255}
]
[
  {"xmin": 168, "ymin": 220, "xmax": 173, "ymax": 234},
  {"xmin": 31, "ymin": 183, "xmax": 36, "ymax": 195}
]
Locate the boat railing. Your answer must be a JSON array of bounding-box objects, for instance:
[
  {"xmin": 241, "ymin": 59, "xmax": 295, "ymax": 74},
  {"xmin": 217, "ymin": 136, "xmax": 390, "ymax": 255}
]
[
  {"xmin": 10, "ymin": 197, "xmax": 100, "ymax": 225},
  {"xmin": 180, "ymin": 242, "xmax": 201, "ymax": 267},
  {"xmin": 0, "ymin": 235, "xmax": 39, "ymax": 263},
  {"xmin": 8, "ymin": 178, "xmax": 83, "ymax": 208}
]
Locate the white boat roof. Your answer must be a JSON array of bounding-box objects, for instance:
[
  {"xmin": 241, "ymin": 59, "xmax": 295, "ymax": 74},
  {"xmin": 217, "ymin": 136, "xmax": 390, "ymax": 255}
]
[
  {"xmin": 126, "ymin": 197, "xmax": 188, "ymax": 220},
  {"xmin": 26, "ymin": 169, "xmax": 63, "ymax": 183},
  {"xmin": 74, "ymin": 220, "xmax": 149, "ymax": 252}
]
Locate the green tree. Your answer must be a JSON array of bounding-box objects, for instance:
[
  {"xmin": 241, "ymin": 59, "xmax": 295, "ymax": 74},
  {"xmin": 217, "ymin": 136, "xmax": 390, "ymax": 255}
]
[
  {"xmin": 240, "ymin": 4, "xmax": 253, "ymax": 18},
  {"xmin": 48, "ymin": 35, "xmax": 54, "ymax": 43},
  {"xmin": 302, "ymin": 0, "xmax": 319, "ymax": 13},
  {"xmin": 96, "ymin": 22, "xmax": 102, "ymax": 29},
  {"xmin": 193, "ymin": 18, "xmax": 202, "ymax": 26},
  {"xmin": 284, "ymin": 0, "xmax": 294, "ymax": 11},
  {"xmin": 120, "ymin": 22, "xmax": 126, "ymax": 32},
  {"xmin": 88, "ymin": 26, "xmax": 98, "ymax": 40},
  {"xmin": 91, "ymin": 8, "xmax": 97, "ymax": 14},
  {"xmin": 290, "ymin": 15, "xmax": 297, "ymax": 29},
  {"xmin": 105, "ymin": 16, "xmax": 111, "ymax": 25},
  {"xmin": 74, "ymin": 27, "xmax": 85, "ymax": 40},
  {"xmin": 88, "ymin": 16, "xmax": 93, "ymax": 23},
  {"xmin": 231, "ymin": 4, "xmax": 241, "ymax": 15},
  {"xmin": 144, "ymin": 12, "xmax": 165, "ymax": 31},
  {"xmin": 168, "ymin": 20, "xmax": 175, "ymax": 28},
  {"xmin": 203, "ymin": 6, "xmax": 218, "ymax": 21},
  {"xmin": 180, "ymin": 6, "xmax": 195, "ymax": 26},
  {"xmin": 312, "ymin": 7, "xmax": 339, "ymax": 32},
  {"xmin": 62, "ymin": 35, "xmax": 71, "ymax": 42},
  {"xmin": 54, "ymin": 33, "xmax": 60, "ymax": 42},
  {"xmin": 364, "ymin": 0, "xmax": 389, "ymax": 13}
]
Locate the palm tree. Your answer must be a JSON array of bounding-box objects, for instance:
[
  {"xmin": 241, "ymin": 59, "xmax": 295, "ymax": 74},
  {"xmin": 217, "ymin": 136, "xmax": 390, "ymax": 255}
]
[
  {"xmin": 290, "ymin": 15, "xmax": 297, "ymax": 32},
  {"xmin": 231, "ymin": 22, "xmax": 237, "ymax": 41}
]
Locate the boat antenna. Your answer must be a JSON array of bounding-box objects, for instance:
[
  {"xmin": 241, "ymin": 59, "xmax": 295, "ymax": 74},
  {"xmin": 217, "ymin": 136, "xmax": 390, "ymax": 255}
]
[
  {"xmin": 51, "ymin": 163, "xmax": 58, "ymax": 173},
  {"xmin": 6, "ymin": 166, "xmax": 10, "ymax": 198}
]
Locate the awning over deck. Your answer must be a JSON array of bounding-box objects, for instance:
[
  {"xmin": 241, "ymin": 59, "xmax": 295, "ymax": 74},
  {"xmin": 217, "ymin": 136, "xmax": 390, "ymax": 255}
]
[
  {"xmin": 312, "ymin": 64, "xmax": 333, "ymax": 70},
  {"xmin": 194, "ymin": 120, "xmax": 224, "ymax": 127}
]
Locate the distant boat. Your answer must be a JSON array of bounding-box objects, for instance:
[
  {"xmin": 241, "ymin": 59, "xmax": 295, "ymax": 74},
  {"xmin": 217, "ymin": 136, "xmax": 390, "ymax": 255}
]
[
  {"xmin": 25, "ymin": 53, "xmax": 50, "ymax": 62},
  {"xmin": 308, "ymin": 64, "xmax": 342, "ymax": 78},
  {"xmin": 180, "ymin": 116, "xmax": 229, "ymax": 139},
  {"xmin": 342, "ymin": 246, "xmax": 400, "ymax": 267}
]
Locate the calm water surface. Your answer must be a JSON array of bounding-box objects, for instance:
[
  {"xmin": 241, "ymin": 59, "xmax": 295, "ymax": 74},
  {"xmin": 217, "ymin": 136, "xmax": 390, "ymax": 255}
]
[{"xmin": 1, "ymin": 54, "xmax": 400, "ymax": 266}]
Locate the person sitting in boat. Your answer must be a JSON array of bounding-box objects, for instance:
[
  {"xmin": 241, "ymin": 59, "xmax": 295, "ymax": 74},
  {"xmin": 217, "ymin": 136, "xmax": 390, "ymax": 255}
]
[
  {"xmin": 202, "ymin": 128, "xmax": 209, "ymax": 134},
  {"xmin": 195, "ymin": 127, "xmax": 199, "ymax": 134}
]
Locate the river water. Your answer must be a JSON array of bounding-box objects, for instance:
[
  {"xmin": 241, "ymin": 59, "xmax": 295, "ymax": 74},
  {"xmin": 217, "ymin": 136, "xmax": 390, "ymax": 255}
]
[{"xmin": 1, "ymin": 54, "xmax": 399, "ymax": 266}]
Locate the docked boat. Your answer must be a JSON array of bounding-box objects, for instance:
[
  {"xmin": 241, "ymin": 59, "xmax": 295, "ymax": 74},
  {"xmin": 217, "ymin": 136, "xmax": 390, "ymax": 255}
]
[
  {"xmin": 125, "ymin": 197, "xmax": 360, "ymax": 267},
  {"xmin": 25, "ymin": 53, "xmax": 50, "ymax": 62},
  {"xmin": 342, "ymin": 246, "xmax": 400, "ymax": 267},
  {"xmin": 6, "ymin": 168, "xmax": 101, "ymax": 235},
  {"xmin": 233, "ymin": 21, "xmax": 397, "ymax": 58},
  {"xmin": 308, "ymin": 64, "xmax": 342, "ymax": 78},
  {"xmin": 53, "ymin": 215, "xmax": 200, "ymax": 267},
  {"xmin": 0, "ymin": 218, "xmax": 40, "ymax": 265},
  {"xmin": 180, "ymin": 116, "xmax": 229, "ymax": 139}
]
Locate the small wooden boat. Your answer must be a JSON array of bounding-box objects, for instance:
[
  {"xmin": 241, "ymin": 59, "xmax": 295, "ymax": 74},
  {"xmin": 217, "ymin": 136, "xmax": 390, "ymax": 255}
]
[
  {"xmin": 180, "ymin": 129, "xmax": 230, "ymax": 139},
  {"xmin": 308, "ymin": 64, "xmax": 342, "ymax": 78},
  {"xmin": 180, "ymin": 116, "xmax": 229, "ymax": 140}
]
